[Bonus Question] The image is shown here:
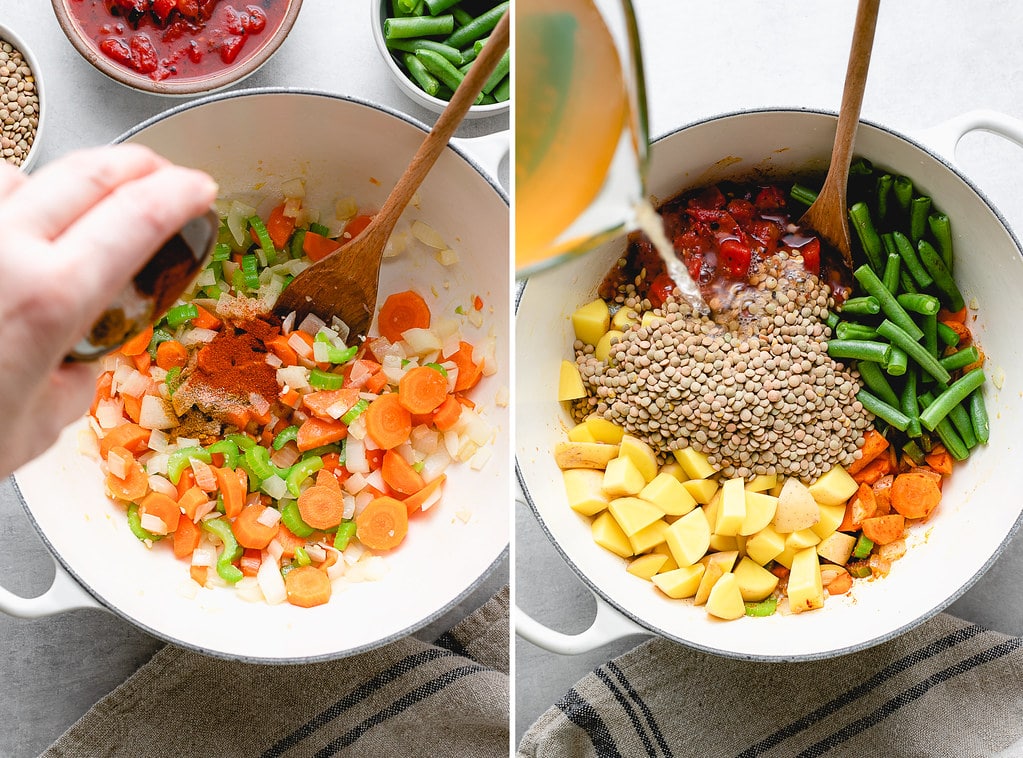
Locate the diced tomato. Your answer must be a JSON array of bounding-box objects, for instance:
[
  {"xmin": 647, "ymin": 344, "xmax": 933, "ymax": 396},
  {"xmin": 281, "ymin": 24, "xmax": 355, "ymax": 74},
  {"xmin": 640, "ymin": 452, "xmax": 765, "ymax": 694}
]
[
  {"xmin": 748, "ymin": 219, "xmax": 782, "ymax": 254},
  {"xmin": 99, "ymin": 38, "xmax": 133, "ymax": 67},
  {"xmin": 719, "ymin": 238, "xmax": 751, "ymax": 279},
  {"xmin": 243, "ymin": 5, "xmax": 267, "ymax": 33},
  {"xmin": 219, "ymin": 34, "xmax": 247, "ymax": 64},
  {"xmin": 152, "ymin": 0, "xmax": 176, "ymax": 22},
  {"xmin": 129, "ymin": 34, "xmax": 158, "ymax": 74},
  {"xmin": 800, "ymin": 237, "xmax": 822, "ymax": 275},
  {"xmin": 686, "ymin": 207, "xmax": 725, "ymax": 224},
  {"xmin": 726, "ymin": 198, "xmax": 755, "ymax": 224},
  {"xmin": 754, "ymin": 185, "xmax": 787, "ymax": 210},
  {"xmin": 686, "ymin": 252, "xmax": 703, "ymax": 282},
  {"xmin": 688, "ymin": 185, "xmax": 726, "ymax": 210},
  {"xmin": 647, "ymin": 273, "xmax": 676, "ymax": 309}
]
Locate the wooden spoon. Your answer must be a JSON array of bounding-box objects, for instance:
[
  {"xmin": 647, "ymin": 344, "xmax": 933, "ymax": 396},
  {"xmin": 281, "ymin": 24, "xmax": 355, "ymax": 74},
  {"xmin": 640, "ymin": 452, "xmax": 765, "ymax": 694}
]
[
  {"xmin": 798, "ymin": 0, "xmax": 880, "ymax": 270},
  {"xmin": 273, "ymin": 12, "xmax": 510, "ymax": 339}
]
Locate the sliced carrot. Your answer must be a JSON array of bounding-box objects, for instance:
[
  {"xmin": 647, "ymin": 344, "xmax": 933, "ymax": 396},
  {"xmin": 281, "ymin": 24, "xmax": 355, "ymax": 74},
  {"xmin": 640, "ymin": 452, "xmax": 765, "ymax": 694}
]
[
  {"xmin": 132, "ymin": 350, "xmax": 152, "ymax": 374},
  {"xmin": 284, "ymin": 565, "xmax": 332, "ymax": 607},
  {"xmin": 851, "ymin": 455, "xmax": 892, "ymax": 486},
  {"xmin": 223, "ymin": 405, "xmax": 253, "ymax": 431},
  {"xmin": 825, "ymin": 572, "xmax": 853, "ymax": 596},
  {"xmin": 872, "ymin": 474, "xmax": 894, "ymax": 516},
  {"xmin": 364, "ymin": 393, "xmax": 412, "ymax": 450},
  {"xmin": 120, "ymin": 325, "xmax": 153, "ymax": 357},
  {"xmin": 302, "ymin": 231, "xmax": 341, "ymax": 262},
  {"xmin": 431, "ymin": 395, "xmax": 462, "ymax": 431},
  {"xmin": 99, "ymin": 422, "xmax": 150, "ymax": 458},
  {"xmin": 105, "ymin": 453, "xmax": 149, "ymax": 503},
  {"xmin": 398, "ymin": 366, "xmax": 448, "ymax": 415},
  {"xmin": 838, "ymin": 483, "xmax": 877, "ymax": 532},
  {"xmin": 122, "ymin": 393, "xmax": 143, "ymax": 424},
  {"xmin": 139, "ymin": 491, "xmax": 181, "ymax": 533},
  {"xmin": 403, "ymin": 473, "xmax": 446, "ymax": 515},
  {"xmin": 190, "ymin": 565, "xmax": 208, "ymax": 586},
  {"xmin": 890, "ymin": 472, "xmax": 942, "ymax": 520},
  {"xmin": 924, "ymin": 445, "xmax": 954, "ymax": 476},
  {"xmin": 256, "ymin": 204, "xmax": 296, "ymax": 250},
  {"xmin": 377, "ymin": 290, "xmax": 431, "ymax": 343},
  {"xmin": 938, "ymin": 306, "xmax": 968, "ymax": 324},
  {"xmin": 177, "ymin": 485, "xmax": 209, "ymax": 521},
  {"xmin": 191, "ymin": 304, "xmax": 221, "ymax": 330},
  {"xmin": 91, "ymin": 371, "xmax": 114, "ymax": 415},
  {"xmin": 214, "ymin": 466, "xmax": 247, "ymax": 519},
  {"xmin": 156, "ymin": 340, "xmax": 189, "ymax": 371},
  {"xmin": 315, "ymin": 467, "xmax": 343, "ymax": 494},
  {"xmin": 365, "ymin": 369, "xmax": 388, "ymax": 395},
  {"xmin": 176, "ymin": 468, "xmax": 197, "ymax": 500},
  {"xmin": 320, "ymin": 451, "xmax": 342, "ymax": 474},
  {"xmin": 232, "ymin": 503, "xmax": 281, "ymax": 549},
  {"xmin": 279, "ymin": 386, "xmax": 301, "ymax": 408},
  {"xmin": 381, "ymin": 450, "xmax": 425, "ymax": 496},
  {"xmin": 846, "ymin": 429, "xmax": 890, "ymax": 475},
  {"xmin": 240, "ymin": 548, "xmax": 262, "ymax": 578},
  {"xmin": 173, "ymin": 516, "xmax": 201, "ymax": 559},
  {"xmin": 297, "ymin": 485, "xmax": 345, "ymax": 530},
  {"xmin": 302, "ymin": 388, "xmax": 361, "ymax": 421},
  {"xmin": 861, "ymin": 514, "xmax": 906, "ymax": 545},
  {"xmin": 296, "ymin": 417, "xmax": 348, "ymax": 452},
  {"xmin": 267, "ymin": 334, "xmax": 299, "ymax": 367},
  {"xmin": 275, "ymin": 524, "xmax": 307, "ymax": 559},
  {"xmin": 341, "ymin": 214, "xmax": 373, "ymax": 243},
  {"xmin": 445, "ymin": 340, "xmax": 483, "ymax": 392},
  {"xmin": 355, "ymin": 496, "xmax": 409, "ymax": 550}
]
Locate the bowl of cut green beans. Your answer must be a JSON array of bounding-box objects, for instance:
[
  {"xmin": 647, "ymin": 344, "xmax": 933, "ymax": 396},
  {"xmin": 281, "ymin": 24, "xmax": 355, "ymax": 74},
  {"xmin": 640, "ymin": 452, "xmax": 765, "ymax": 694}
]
[{"xmin": 373, "ymin": 0, "xmax": 509, "ymax": 118}]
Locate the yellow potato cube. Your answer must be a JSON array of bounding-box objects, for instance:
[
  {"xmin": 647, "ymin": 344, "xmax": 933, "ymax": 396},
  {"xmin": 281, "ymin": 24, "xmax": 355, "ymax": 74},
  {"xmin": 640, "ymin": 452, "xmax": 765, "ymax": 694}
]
[
  {"xmin": 785, "ymin": 528, "xmax": 822, "ymax": 551},
  {"xmin": 659, "ymin": 461, "xmax": 688, "ymax": 482},
  {"xmin": 788, "ymin": 547, "xmax": 825, "ymax": 613},
  {"xmin": 817, "ymin": 531, "xmax": 856, "ymax": 566},
  {"xmin": 745, "ymin": 525, "xmax": 786, "ymax": 566},
  {"xmin": 651, "ymin": 543, "xmax": 679, "ymax": 573},
  {"xmin": 773, "ymin": 478, "xmax": 821, "ymax": 533},
  {"xmin": 702, "ymin": 492, "xmax": 721, "ymax": 532},
  {"xmin": 705, "ymin": 572, "xmax": 745, "ymax": 620},
  {"xmin": 715, "ymin": 477, "xmax": 747, "ymax": 536},
  {"xmin": 811, "ymin": 503, "xmax": 848, "ymax": 540},
  {"xmin": 554, "ymin": 442, "xmax": 619, "ymax": 470},
  {"xmin": 732, "ymin": 557, "xmax": 779, "ymax": 601},
  {"xmin": 611, "ymin": 306, "xmax": 640, "ymax": 331},
  {"xmin": 640, "ymin": 473, "xmax": 697, "ymax": 517},
  {"xmin": 558, "ymin": 360, "xmax": 586, "ymax": 401},
  {"xmin": 608, "ymin": 497, "xmax": 663, "ymax": 537},
  {"xmin": 808, "ymin": 465, "xmax": 859, "ymax": 506},
  {"xmin": 739, "ymin": 491, "xmax": 778, "ymax": 536},
  {"xmin": 745, "ymin": 474, "xmax": 777, "ymax": 493},
  {"xmin": 640, "ymin": 311, "xmax": 664, "ymax": 330},
  {"xmin": 571, "ymin": 298, "xmax": 610, "ymax": 346},
  {"xmin": 595, "ymin": 330, "xmax": 624, "ymax": 362},
  {"xmin": 619, "ymin": 435, "xmax": 659, "ymax": 483},
  {"xmin": 664, "ymin": 508, "xmax": 711, "ymax": 567},
  {"xmin": 652, "ymin": 564, "xmax": 705, "ymax": 599},
  {"xmin": 694, "ymin": 551, "xmax": 739, "ymax": 606},
  {"xmin": 567, "ymin": 423, "xmax": 597, "ymax": 443},
  {"xmin": 682, "ymin": 478, "xmax": 719, "ymax": 504},
  {"xmin": 626, "ymin": 553, "xmax": 668, "ymax": 580},
  {"xmin": 602, "ymin": 456, "xmax": 646, "ymax": 498},
  {"xmin": 591, "ymin": 511, "xmax": 633, "ymax": 558},
  {"xmin": 584, "ymin": 417, "xmax": 625, "ymax": 444},
  {"xmin": 562, "ymin": 468, "xmax": 610, "ymax": 516},
  {"xmin": 673, "ymin": 448, "xmax": 717, "ymax": 480},
  {"xmin": 709, "ymin": 534, "xmax": 740, "ymax": 553},
  {"xmin": 628, "ymin": 519, "xmax": 668, "ymax": 554}
]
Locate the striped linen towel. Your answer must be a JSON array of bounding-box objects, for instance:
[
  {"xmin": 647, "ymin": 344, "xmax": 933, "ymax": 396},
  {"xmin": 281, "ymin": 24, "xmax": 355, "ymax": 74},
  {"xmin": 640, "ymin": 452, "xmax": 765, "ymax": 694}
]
[
  {"xmin": 42, "ymin": 588, "xmax": 509, "ymax": 758},
  {"xmin": 518, "ymin": 612, "xmax": 1023, "ymax": 758}
]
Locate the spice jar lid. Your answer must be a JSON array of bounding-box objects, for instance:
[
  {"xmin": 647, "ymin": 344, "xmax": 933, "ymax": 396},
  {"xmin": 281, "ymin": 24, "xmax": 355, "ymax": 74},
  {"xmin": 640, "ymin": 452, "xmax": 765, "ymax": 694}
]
[{"xmin": 0, "ymin": 23, "xmax": 44, "ymax": 172}]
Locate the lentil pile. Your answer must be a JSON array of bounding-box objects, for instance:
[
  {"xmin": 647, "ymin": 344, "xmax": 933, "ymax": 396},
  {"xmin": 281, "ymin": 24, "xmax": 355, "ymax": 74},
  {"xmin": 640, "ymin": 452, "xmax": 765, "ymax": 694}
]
[
  {"xmin": 0, "ymin": 37, "xmax": 38, "ymax": 168},
  {"xmin": 572, "ymin": 251, "xmax": 873, "ymax": 480}
]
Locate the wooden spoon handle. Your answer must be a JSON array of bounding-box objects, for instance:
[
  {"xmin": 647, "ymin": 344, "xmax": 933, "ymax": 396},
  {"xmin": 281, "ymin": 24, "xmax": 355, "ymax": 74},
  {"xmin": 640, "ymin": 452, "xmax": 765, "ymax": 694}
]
[{"xmin": 373, "ymin": 12, "xmax": 510, "ymax": 236}]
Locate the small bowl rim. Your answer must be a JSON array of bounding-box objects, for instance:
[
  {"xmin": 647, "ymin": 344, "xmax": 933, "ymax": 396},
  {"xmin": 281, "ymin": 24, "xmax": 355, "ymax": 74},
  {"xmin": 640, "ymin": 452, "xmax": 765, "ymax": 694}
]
[
  {"xmin": 49, "ymin": 0, "xmax": 303, "ymax": 97},
  {"xmin": 0, "ymin": 22, "xmax": 45, "ymax": 172},
  {"xmin": 371, "ymin": 0, "xmax": 509, "ymax": 119}
]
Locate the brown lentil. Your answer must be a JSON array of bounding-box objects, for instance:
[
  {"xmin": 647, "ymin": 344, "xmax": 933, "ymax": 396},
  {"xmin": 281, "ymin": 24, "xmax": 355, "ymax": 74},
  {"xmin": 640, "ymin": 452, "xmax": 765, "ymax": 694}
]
[
  {"xmin": 0, "ymin": 37, "xmax": 39, "ymax": 168},
  {"xmin": 573, "ymin": 252, "xmax": 873, "ymax": 481}
]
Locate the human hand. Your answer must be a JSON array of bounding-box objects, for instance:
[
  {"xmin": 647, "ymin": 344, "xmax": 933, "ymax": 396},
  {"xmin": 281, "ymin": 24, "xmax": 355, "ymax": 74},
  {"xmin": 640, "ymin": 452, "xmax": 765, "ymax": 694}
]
[{"xmin": 0, "ymin": 144, "xmax": 218, "ymax": 478}]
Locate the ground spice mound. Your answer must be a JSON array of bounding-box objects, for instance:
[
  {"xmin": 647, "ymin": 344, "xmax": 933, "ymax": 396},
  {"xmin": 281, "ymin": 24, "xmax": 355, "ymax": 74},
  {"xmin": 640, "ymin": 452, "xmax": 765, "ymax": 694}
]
[{"xmin": 573, "ymin": 252, "xmax": 873, "ymax": 480}]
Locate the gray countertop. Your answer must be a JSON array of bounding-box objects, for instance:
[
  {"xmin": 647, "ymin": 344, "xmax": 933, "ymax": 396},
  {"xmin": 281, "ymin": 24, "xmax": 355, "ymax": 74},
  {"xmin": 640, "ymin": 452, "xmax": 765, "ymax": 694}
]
[
  {"xmin": 0, "ymin": 4, "xmax": 507, "ymax": 757},
  {"xmin": 515, "ymin": 0, "xmax": 1023, "ymax": 743}
]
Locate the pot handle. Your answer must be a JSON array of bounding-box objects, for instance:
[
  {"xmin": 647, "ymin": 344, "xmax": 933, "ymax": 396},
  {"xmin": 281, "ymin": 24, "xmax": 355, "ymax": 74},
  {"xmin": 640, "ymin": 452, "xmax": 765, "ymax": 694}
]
[
  {"xmin": 0, "ymin": 555, "xmax": 100, "ymax": 618},
  {"xmin": 516, "ymin": 592, "xmax": 650, "ymax": 655},
  {"xmin": 450, "ymin": 131, "xmax": 509, "ymax": 186},
  {"xmin": 916, "ymin": 109, "xmax": 1023, "ymax": 163}
]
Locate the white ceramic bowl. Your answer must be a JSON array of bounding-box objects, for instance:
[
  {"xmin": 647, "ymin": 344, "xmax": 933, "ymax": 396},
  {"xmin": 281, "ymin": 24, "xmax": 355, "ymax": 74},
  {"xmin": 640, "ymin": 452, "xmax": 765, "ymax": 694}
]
[
  {"xmin": 371, "ymin": 0, "xmax": 508, "ymax": 120},
  {"xmin": 517, "ymin": 108, "xmax": 1023, "ymax": 661},
  {"xmin": 0, "ymin": 22, "xmax": 45, "ymax": 172},
  {"xmin": 10, "ymin": 90, "xmax": 510, "ymax": 662}
]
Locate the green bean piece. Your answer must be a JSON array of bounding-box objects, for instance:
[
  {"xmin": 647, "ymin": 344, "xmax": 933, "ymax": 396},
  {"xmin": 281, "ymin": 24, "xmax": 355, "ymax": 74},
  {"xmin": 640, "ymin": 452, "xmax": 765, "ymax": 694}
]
[
  {"xmin": 891, "ymin": 231, "xmax": 933, "ymax": 289},
  {"xmin": 202, "ymin": 518, "xmax": 244, "ymax": 583},
  {"xmin": 827, "ymin": 340, "xmax": 892, "ymax": 365},
  {"xmin": 451, "ymin": 5, "xmax": 473, "ymax": 25},
  {"xmin": 839, "ymin": 296, "xmax": 880, "ymax": 316},
  {"xmin": 424, "ymin": 0, "xmax": 460, "ymax": 15},
  {"xmin": 893, "ymin": 176, "xmax": 914, "ymax": 214},
  {"xmin": 205, "ymin": 439, "xmax": 240, "ymax": 470},
  {"xmin": 479, "ymin": 92, "xmax": 498, "ymax": 105},
  {"xmin": 457, "ymin": 59, "xmax": 473, "ymax": 74},
  {"xmin": 384, "ymin": 15, "xmax": 454, "ymax": 39},
  {"xmin": 936, "ymin": 322, "xmax": 961, "ymax": 348},
  {"xmin": 789, "ymin": 183, "xmax": 818, "ymax": 207},
  {"xmin": 460, "ymin": 44, "xmax": 478, "ymax": 65},
  {"xmin": 286, "ymin": 456, "xmax": 324, "ymax": 497},
  {"xmin": 443, "ymin": 1, "xmax": 508, "ymax": 48},
  {"xmin": 902, "ymin": 439, "xmax": 926, "ymax": 466},
  {"xmin": 334, "ymin": 520, "xmax": 357, "ymax": 550},
  {"xmin": 948, "ymin": 403, "xmax": 978, "ymax": 449},
  {"xmin": 853, "ymin": 266, "xmax": 924, "ymax": 341},
  {"xmin": 825, "ymin": 311, "xmax": 841, "ymax": 331},
  {"xmin": 850, "ymin": 157, "xmax": 874, "ymax": 175},
  {"xmin": 127, "ymin": 503, "xmax": 163, "ymax": 543},
  {"xmin": 938, "ymin": 346, "xmax": 980, "ymax": 373},
  {"xmin": 473, "ymin": 36, "xmax": 489, "ymax": 55},
  {"xmin": 402, "ymin": 52, "xmax": 441, "ymax": 96},
  {"xmin": 875, "ymin": 174, "xmax": 893, "ymax": 221},
  {"xmin": 970, "ymin": 387, "xmax": 990, "ymax": 445},
  {"xmin": 918, "ymin": 368, "xmax": 985, "ymax": 431},
  {"xmin": 910, "ymin": 196, "xmax": 932, "ymax": 243},
  {"xmin": 848, "ymin": 202, "xmax": 884, "ymax": 272},
  {"xmin": 899, "ymin": 270, "xmax": 919, "ymax": 294},
  {"xmin": 917, "ymin": 240, "xmax": 965, "ymax": 312},
  {"xmin": 744, "ymin": 597, "xmax": 778, "ymax": 617},
  {"xmin": 392, "ymin": 0, "xmax": 411, "ymax": 17},
  {"xmin": 928, "ymin": 212, "xmax": 954, "ymax": 271},
  {"xmin": 280, "ymin": 500, "xmax": 315, "ymax": 538},
  {"xmin": 922, "ymin": 312, "xmax": 938, "ymax": 360},
  {"xmin": 481, "ymin": 49, "xmax": 510, "ymax": 94},
  {"xmin": 886, "ymin": 347, "xmax": 908, "ymax": 377},
  {"xmin": 387, "ymin": 37, "xmax": 464, "ymax": 63},
  {"xmin": 396, "ymin": 0, "xmax": 418, "ymax": 13},
  {"xmin": 857, "ymin": 389, "xmax": 911, "ymax": 431},
  {"xmin": 414, "ymin": 50, "xmax": 484, "ymax": 103},
  {"xmin": 876, "ymin": 319, "xmax": 950, "ymax": 384},
  {"xmin": 919, "ymin": 391, "xmax": 971, "ymax": 461},
  {"xmin": 857, "ymin": 359, "xmax": 901, "ymax": 407},
  {"xmin": 836, "ymin": 322, "xmax": 879, "ymax": 341},
  {"xmin": 272, "ymin": 424, "xmax": 299, "ymax": 451},
  {"xmin": 900, "ymin": 369, "xmax": 922, "ymax": 438},
  {"xmin": 881, "ymin": 250, "xmax": 901, "ymax": 294},
  {"xmin": 895, "ymin": 293, "xmax": 940, "ymax": 315}
]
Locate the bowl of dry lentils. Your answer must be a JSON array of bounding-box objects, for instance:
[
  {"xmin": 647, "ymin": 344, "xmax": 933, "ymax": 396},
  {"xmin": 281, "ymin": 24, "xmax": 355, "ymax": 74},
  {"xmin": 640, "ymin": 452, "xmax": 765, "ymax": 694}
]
[{"xmin": 0, "ymin": 24, "xmax": 43, "ymax": 171}]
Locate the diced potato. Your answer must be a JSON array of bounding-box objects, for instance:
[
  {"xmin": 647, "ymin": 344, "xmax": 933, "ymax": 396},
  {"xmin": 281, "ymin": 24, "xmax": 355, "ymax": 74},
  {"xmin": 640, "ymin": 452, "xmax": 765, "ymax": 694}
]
[
  {"xmin": 709, "ymin": 534, "xmax": 740, "ymax": 552},
  {"xmin": 659, "ymin": 461, "xmax": 688, "ymax": 482},
  {"xmin": 817, "ymin": 531, "xmax": 856, "ymax": 566},
  {"xmin": 702, "ymin": 491, "xmax": 721, "ymax": 532},
  {"xmin": 773, "ymin": 546, "xmax": 798, "ymax": 569},
  {"xmin": 664, "ymin": 508, "xmax": 711, "ymax": 567},
  {"xmin": 628, "ymin": 519, "xmax": 668, "ymax": 554},
  {"xmin": 673, "ymin": 448, "xmax": 717, "ymax": 480},
  {"xmin": 785, "ymin": 528, "xmax": 822, "ymax": 550},
  {"xmin": 715, "ymin": 477, "xmax": 747, "ymax": 536},
  {"xmin": 745, "ymin": 525, "xmax": 785, "ymax": 566},
  {"xmin": 571, "ymin": 298, "xmax": 610, "ymax": 346},
  {"xmin": 555, "ymin": 442, "xmax": 619, "ymax": 470},
  {"xmin": 640, "ymin": 311, "xmax": 663, "ymax": 329},
  {"xmin": 652, "ymin": 564, "xmax": 705, "ymax": 599},
  {"xmin": 626, "ymin": 553, "xmax": 668, "ymax": 580},
  {"xmin": 567, "ymin": 423, "xmax": 597, "ymax": 443},
  {"xmin": 769, "ymin": 479, "xmax": 785, "ymax": 497},
  {"xmin": 562, "ymin": 469, "xmax": 610, "ymax": 516},
  {"xmin": 608, "ymin": 496, "xmax": 663, "ymax": 537},
  {"xmin": 808, "ymin": 465, "xmax": 859, "ymax": 506},
  {"xmin": 739, "ymin": 491, "xmax": 778, "ymax": 536},
  {"xmin": 732, "ymin": 557, "xmax": 779, "ymax": 601},
  {"xmin": 682, "ymin": 478, "xmax": 719, "ymax": 504},
  {"xmin": 591, "ymin": 511, "xmax": 633, "ymax": 558},
  {"xmin": 611, "ymin": 306, "xmax": 640, "ymax": 331},
  {"xmin": 619, "ymin": 435, "xmax": 658, "ymax": 483},
  {"xmin": 595, "ymin": 330, "xmax": 624, "ymax": 362},
  {"xmin": 583, "ymin": 417, "xmax": 625, "ymax": 444},
  {"xmin": 706, "ymin": 572, "xmax": 745, "ymax": 620},
  {"xmin": 640, "ymin": 473, "xmax": 697, "ymax": 517},
  {"xmin": 602, "ymin": 456, "xmax": 646, "ymax": 498},
  {"xmin": 811, "ymin": 503, "xmax": 847, "ymax": 540},
  {"xmin": 694, "ymin": 551, "xmax": 739, "ymax": 606},
  {"xmin": 558, "ymin": 360, "xmax": 586, "ymax": 401},
  {"xmin": 772, "ymin": 478, "xmax": 821, "ymax": 533},
  {"xmin": 788, "ymin": 547, "xmax": 825, "ymax": 613},
  {"xmin": 745, "ymin": 474, "xmax": 777, "ymax": 493},
  {"xmin": 651, "ymin": 542, "xmax": 678, "ymax": 573}
]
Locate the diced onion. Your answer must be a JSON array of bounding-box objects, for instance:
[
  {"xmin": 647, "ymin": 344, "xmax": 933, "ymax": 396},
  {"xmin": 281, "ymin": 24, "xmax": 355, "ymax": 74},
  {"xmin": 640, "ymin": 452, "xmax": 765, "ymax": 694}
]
[
  {"xmin": 265, "ymin": 352, "xmax": 283, "ymax": 369},
  {"xmin": 282, "ymin": 196, "xmax": 302, "ymax": 219},
  {"xmin": 365, "ymin": 469, "xmax": 386, "ymax": 493},
  {"xmin": 342, "ymin": 493, "xmax": 356, "ymax": 520},
  {"xmin": 343, "ymin": 471, "xmax": 367, "ymax": 494},
  {"xmin": 119, "ymin": 370, "xmax": 151, "ymax": 399},
  {"xmin": 147, "ymin": 429, "xmax": 170, "ymax": 453},
  {"xmin": 420, "ymin": 450, "xmax": 451, "ymax": 483},
  {"xmin": 148, "ymin": 474, "xmax": 178, "ymax": 500},
  {"xmin": 436, "ymin": 248, "xmax": 459, "ymax": 266},
  {"xmin": 256, "ymin": 506, "xmax": 282, "ymax": 528},
  {"xmin": 260, "ymin": 475, "xmax": 288, "ymax": 501},
  {"xmin": 249, "ymin": 392, "xmax": 271, "ymax": 418},
  {"xmin": 443, "ymin": 430, "xmax": 460, "ymax": 458},
  {"xmin": 418, "ymin": 482, "xmax": 444, "ymax": 511},
  {"xmin": 193, "ymin": 501, "xmax": 216, "ymax": 521},
  {"xmin": 401, "ymin": 328, "xmax": 442, "ymax": 356},
  {"xmin": 347, "ymin": 360, "xmax": 374, "ymax": 388},
  {"xmin": 106, "ymin": 449, "xmax": 131, "ymax": 480},
  {"xmin": 270, "ymin": 443, "xmax": 300, "ymax": 470},
  {"xmin": 95, "ymin": 398, "xmax": 126, "ymax": 429},
  {"xmin": 139, "ymin": 395, "xmax": 179, "ymax": 431},
  {"xmin": 235, "ymin": 577, "xmax": 264, "ymax": 603},
  {"xmin": 411, "ymin": 219, "xmax": 445, "ymax": 249},
  {"xmin": 191, "ymin": 542, "xmax": 217, "ymax": 567},
  {"xmin": 277, "ymin": 365, "xmax": 310, "ymax": 391},
  {"xmin": 464, "ymin": 413, "xmax": 495, "ymax": 446},
  {"xmin": 257, "ymin": 554, "xmax": 287, "ymax": 605},
  {"xmin": 469, "ymin": 446, "xmax": 492, "ymax": 471},
  {"xmin": 331, "ymin": 317, "xmax": 351, "ymax": 345},
  {"xmin": 288, "ymin": 332, "xmax": 313, "ymax": 359},
  {"xmin": 305, "ymin": 544, "xmax": 327, "ymax": 563},
  {"xmin": 281, "ymin": 177, "xmax": 306, "ymax": 199},
  {"xmin": 480, "ymin": 336, "xmax": 498, "ymax": 377},
  {"xmin": 180, "ymin": 327, "xmax": 219, "ymax": 346},
  {"xmin": 326, "ymin": 549, "xmax": 346, "ymax": 580},
  {"xmin": 227, "ymin": 200, "xmax": 257, "ymax": 246},
  {"xmin": 191, "ymin": 458, "xmax": 218, "ymax": 491},
  {"xmin": 343, "ymin": 541, "xmax": 367, "ymax": 566},
  {"xmin": 494, "ymin": 385, "xmax": 509, "ymax": 407},
  {"xmin": 361, "ymin": 555, "xmax": 388, "ymax": 581},
  {"xmin": 281, "ymin": 310, "xmax": 296, "ymax": 335},
  {"xmin": 335, "ymin": 196, "xmax": 358, "ymax": 220},
  {"xmin": 140, "ymin": 513, "xmax": 168, "ymax": 535},
  {"xmin": 144, "ymin": 452, "xmax": 169, "ymax": 476},
  {"xmin": 266, "ymin": 539, "xmax": 284, "ymax": 563},
  {"xmin": 297, "ymin": 312, "xmax": 326, "ymax": 336}
]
